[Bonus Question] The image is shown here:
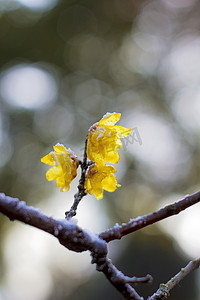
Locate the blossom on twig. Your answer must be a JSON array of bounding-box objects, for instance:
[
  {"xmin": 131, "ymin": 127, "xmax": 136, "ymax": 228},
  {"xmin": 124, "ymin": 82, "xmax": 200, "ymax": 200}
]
[
  {"xmin": 86, "ymin": 164, "xmax": 121, "ymax": 200},
  {"xmin": 41, "ymin": 143, "xmax": 79, "ymax": 192},
  {"xmin": 41, "ymin": 113, "xmax": 131, "ymax": 202},
  {"xmin": 87, "ymin": 112, "xmax": 131, "ymax": 166}
]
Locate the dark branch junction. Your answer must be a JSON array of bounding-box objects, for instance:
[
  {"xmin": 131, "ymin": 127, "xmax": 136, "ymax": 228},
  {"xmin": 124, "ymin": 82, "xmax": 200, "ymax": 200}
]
[
  {"xmin": 1, "ymin": 191, "xmax": 200, "ymax": 299},
  {"xmin": 0, "ymin": 193, "xmax": 151, "ymax": 300}
]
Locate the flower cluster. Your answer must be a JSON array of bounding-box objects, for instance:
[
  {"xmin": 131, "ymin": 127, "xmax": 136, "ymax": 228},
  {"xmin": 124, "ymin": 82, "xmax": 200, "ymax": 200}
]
[
  {"xmin": 86, "ymin": 112, "xmax": 131, "ymax": 199},
  {"xmin": 41, "ymin": 144, "xmax": 79, "ymax": 192},
  {"xmin": 41, "ymin": 112, "xmax": 131, "ymax": 200}
]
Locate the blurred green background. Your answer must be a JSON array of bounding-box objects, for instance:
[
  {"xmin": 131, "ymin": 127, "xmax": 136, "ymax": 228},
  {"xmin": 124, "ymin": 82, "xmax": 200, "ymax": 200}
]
[{"xmin": 0, "ymin": 0, "xmax": 200, "ymax": 299}]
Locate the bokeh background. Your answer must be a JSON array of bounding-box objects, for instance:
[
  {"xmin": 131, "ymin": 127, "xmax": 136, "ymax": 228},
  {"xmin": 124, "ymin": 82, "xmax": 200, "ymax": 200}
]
[{"xmin": 0, "ymin": 0, "xmax": 200, "ymax": 299}]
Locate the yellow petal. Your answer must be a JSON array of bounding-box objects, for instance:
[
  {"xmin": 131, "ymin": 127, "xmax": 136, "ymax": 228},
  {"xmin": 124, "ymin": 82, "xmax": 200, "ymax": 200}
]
[
  {"xmin": 94, "ymin": 188, "xmax": 104, "ymax": 200},
  {"xmin": 105, "ymin": 165, "xmax": 117, "ymax": 173},
  {"xmin": 102, "ymin": 174, "xmax": 118, "ymax": 192},
  {"xmin": 85, "ymin": 178, "xmax": 92, "ymax": 195},
  {"xmin": 41, "ymin": 152, "xmax": 56, "ymax": 166},
  {"xmin": 92, "ymin": 156, "xmax": 105, "ymax": 168},
  {"xmin": 60, "ymin": 184, "xmax": 70, "ymax": 192},
  {"xmin": 99, "ymin": 112, "xmax": 121, "ymax": 126},
  {"xmin": 114, "ymin": 126, "xmax": 131, "ymax": 137},
  {"xmin": 46, "ymin": 167, "xmax": 62, "ymax": 181},
  {"xmin": 53, "ymin": 144, "xmax": 68, "ymax": 154},
  {"xmin": 103, "ymin": 132, "xmax": 122, "ymax": 151},
  {"xmin": 86, "ymin": 172, "xmax": 104, "ymax": 199},
  {"xmin": 56, "ymin": 176, "xmax": 65, "ymax": 187},
  {"xmin": 105, "ymin": 151, "xmax": 120, "ymax": 164}
]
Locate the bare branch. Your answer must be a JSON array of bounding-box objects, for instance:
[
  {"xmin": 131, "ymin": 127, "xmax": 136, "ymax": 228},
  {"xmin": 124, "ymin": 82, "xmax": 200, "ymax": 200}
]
[
  {"xmin": 122, "ymin": 275, "xmax": 152, "ymax": 284},
  {"xmin": 99, "ymin": 191, "xmax": 200, "ymax": 242},
  {"xmin": 92, "ymin": 255, "xmax": 145, "ymax": 300},
  {"xmin": 0, "ymin": 193, "xmax": 150, "ymax": 300},
  {"xmin": 148, "ymin": 258, "xmax": 200, "ymax": 300},
  {"xmin": 2, "ymin": 192, "xmax": 199, "ymax": 299},
  {"xmin": 0, "ymin": 193, "xmax": 103, "ymax": 253},
  {"xmin": 65, "ymin": 134, "xmax": 89, "ymax": 219}
]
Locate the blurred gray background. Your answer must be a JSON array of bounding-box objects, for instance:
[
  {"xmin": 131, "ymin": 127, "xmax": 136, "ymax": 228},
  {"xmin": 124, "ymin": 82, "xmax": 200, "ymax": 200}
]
[{"xmin": 0, "ymin": 0, "xmax": 200, "ymax": 299}]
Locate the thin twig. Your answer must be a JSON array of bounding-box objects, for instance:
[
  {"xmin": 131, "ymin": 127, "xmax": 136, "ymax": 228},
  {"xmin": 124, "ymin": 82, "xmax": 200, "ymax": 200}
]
[
  {"xmin": 99, "ymin": 191, "xmax": 200, "ymax": 242},
  {"xmin": 121, "ymin": 275, "xmax": 153, "ymax": 284},
  {"xmin": 148, "ymin": 258, "xmax": 200, "ymax": 300},
  {"xmin": 65, "ymin": 134, "xmax": 89, "ymax": 219}
]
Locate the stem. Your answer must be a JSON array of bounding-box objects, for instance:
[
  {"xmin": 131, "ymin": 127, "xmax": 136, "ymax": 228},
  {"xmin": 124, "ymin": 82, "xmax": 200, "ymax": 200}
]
[
  {"xmin": 148, "ymin": 258, "xmax": 200, "ymax": 300},
  {"xmin": 65, "ymin": 134, "xmax": 89, "ymax": 219}
]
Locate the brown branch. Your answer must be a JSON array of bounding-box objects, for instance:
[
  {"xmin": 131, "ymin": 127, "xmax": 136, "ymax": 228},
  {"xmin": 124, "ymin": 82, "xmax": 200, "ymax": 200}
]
[
  {"xmin": 148, "ymin": 258, "xmax": 200, "ymax": 300},
  {"xmin": 2, "ymin": 192, "xmax": 199, "ymax": 299},
  {"xmin": 99, "ymin": 191, "xmax": 200, "ymax": 242},
  {"xmin": 65, "ymin": 134, "xmax": 89, "ymax": 219},
  {"xmin": 0, "ymin": 193, "xmax": 149, "ymax": 300},
  {"xmin": 0, "ymin": 193, "xmax": 101, "ymax": 253},
  {"xmin": 92, "ymin": 254, "xmax": 146, "ymax": 300}
]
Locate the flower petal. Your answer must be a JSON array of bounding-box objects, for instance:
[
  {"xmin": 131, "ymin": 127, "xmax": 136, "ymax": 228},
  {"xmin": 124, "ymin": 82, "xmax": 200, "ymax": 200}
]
[
  {"xmin": 104, "ymin": 151, "xmax": 120, "ymax": 164},
  {"xmin": 102, "ymin": 174, "xmax": 120, "ymax": 192},
  {"xmin": 114, "ymin": 126, "xmax": 131, "ymax": 137},
  {"xmin": 94, "ymin": 189, "xmax": 104, "ymax": 200},
  {"xmin": 85, "ymin": 178, "xmax": 92, "ymax": 195},
  {"xmin": 56, "ymin": 176, "xmax": 65, "ymax": 187},
  {"xmin": 41, "ymin": 152, "xmax": 56, "ymax": 166},
  {"xmin": 60, "ymin": 185, "xmax": 70, "ymax": 192},
  {"xmin": 46, "ymin": 167, "xmax": 62, "ymax": 181},
  {"xmin": 53, "ymin": 144, "xmax": 68, "ymax": 154},
  {"xmin": 99, "ymin": 112, "xmax": 121, "ymax": 126},
  {"xmin": 57, "ymin": 177, "xmax": 70, "ymax": 192},
  {"xmin": 104, "ymin": 165, "xmax": 117, "ymax": 173}
]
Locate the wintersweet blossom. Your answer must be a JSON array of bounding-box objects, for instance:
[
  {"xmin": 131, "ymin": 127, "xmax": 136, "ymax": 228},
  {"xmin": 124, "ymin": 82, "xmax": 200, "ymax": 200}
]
[
  {"xmin": 86, "ymin": 164, "xmax": 121, "ymax": 200},
  {"xmin": 41, "ymin": 144, "xmax": 79, "ymax": 192},
  {"xmin": 87, "ymin": 112, "xmax": 131, "ymax": 166}
]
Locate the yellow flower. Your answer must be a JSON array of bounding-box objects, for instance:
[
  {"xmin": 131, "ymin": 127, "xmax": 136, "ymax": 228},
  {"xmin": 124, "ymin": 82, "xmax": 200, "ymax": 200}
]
[
  {"xmin": 86, "ymin": 164, "xmax": 121, "ymax": 200},
  {"xmin": 87, "ymin": 112, "xmax": 131, "ymax": 166},
  {"xmin": 41, "ymin": 143, "xmax": 79, "ymax": 192}
]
